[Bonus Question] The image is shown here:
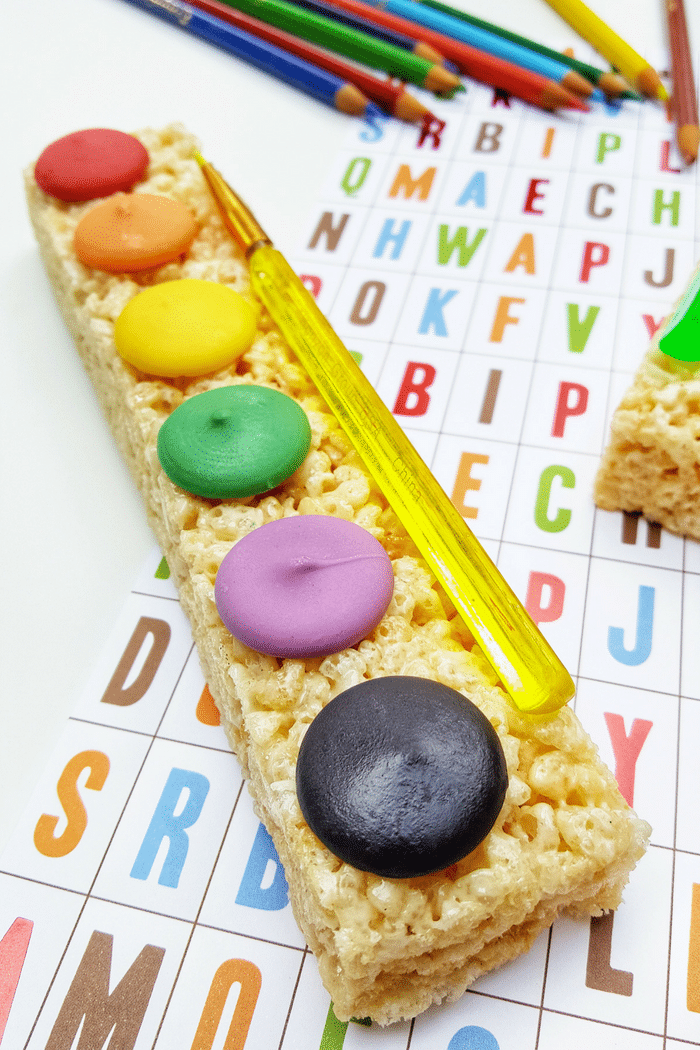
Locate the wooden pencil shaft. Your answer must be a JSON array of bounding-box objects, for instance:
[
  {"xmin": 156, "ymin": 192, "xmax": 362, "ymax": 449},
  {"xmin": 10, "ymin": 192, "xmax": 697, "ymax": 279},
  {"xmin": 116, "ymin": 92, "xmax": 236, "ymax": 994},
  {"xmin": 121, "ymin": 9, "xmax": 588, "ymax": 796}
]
[
  {"xmin": 186, "ymin": 0, "xmax": 420, "ymax": 111},
  {"xmin": 216, "ymin": 0, "xmax": 450, "ymax": 87},
  {"xmin": 121, "ymin": 0, "xmax": 376, "ymax": 112}
]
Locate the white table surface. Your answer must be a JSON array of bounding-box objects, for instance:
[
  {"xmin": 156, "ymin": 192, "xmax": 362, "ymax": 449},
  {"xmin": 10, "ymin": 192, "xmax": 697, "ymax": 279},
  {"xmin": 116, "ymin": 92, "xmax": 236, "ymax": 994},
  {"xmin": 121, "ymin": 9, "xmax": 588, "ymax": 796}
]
[{"xmin": 1, "ymin": 0, "xmax": 694, "ymax": 852}]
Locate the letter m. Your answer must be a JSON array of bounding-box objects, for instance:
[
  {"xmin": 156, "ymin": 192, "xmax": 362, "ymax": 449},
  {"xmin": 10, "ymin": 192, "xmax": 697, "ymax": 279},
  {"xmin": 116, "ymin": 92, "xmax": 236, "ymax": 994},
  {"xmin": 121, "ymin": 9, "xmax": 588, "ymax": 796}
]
[
  {"xmin": 45, "ymin": 931, "xmax": 165, "ymax": 1050},
  {"xmin": 388, "ymin": 164, "xmax": 437, "ymax": 201}
]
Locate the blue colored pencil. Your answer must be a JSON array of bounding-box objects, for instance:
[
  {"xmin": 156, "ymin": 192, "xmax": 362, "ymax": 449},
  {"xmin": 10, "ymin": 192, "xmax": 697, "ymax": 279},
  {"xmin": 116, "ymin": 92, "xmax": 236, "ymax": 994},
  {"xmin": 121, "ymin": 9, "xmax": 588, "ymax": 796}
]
[
  {"xmin": 361, "ymin": 0, "xmax": 600, "ymax": 97},
  {"xmin": 120, "ymin": 0, "xmax": 384, "ymax": 117}
]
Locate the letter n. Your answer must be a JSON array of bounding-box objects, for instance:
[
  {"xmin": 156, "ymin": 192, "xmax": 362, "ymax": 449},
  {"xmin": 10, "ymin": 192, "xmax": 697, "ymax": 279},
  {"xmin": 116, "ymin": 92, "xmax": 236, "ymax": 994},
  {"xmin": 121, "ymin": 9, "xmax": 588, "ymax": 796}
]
[
  {"xmin": 306, "ymin": 212, "xmax": 350, "ymax": 251},
  {"xmin": 45, "ymin": 931, "xmax": 164, "ymax": 1050}
]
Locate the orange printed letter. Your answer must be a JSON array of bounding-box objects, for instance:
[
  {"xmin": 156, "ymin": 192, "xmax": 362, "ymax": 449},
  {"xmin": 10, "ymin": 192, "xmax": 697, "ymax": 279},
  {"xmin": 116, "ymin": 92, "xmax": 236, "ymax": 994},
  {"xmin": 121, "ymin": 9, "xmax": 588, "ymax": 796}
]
[
  {"xmin": 34, "ymin": 751, "xmax": 110, "ymax": 858},
  {"xmin": 191, "ymin": 959, "xmax": 262, "ymax": 1050},
  {"xmin": 451, "ymin": 452, "xmax": 489, "ymax": 519}
]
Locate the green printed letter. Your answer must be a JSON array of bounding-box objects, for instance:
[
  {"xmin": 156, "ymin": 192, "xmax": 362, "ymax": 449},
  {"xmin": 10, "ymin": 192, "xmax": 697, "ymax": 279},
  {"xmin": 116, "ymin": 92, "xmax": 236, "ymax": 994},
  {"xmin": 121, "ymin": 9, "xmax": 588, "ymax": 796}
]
[
  {"xmin": 566, "ymin": 303, "xmax": 600, "ymax": 353},
  {"xmin": 596, "ymin": 132, "xmax": 621, "ymax": 163},
  {"xmin": 340, "ymin": 157, "xmax": 371, "ymax": 196},
  {"xmin": 535, "ymin": 465, "xmax": 575, "ymax": 532},
  {"xmin": 437, "ymin": 225, "xmax": 487, "ymax": 267},
  {"xmin": 652, "ymin": 189, "xmax": 681, "ymax": 226}
]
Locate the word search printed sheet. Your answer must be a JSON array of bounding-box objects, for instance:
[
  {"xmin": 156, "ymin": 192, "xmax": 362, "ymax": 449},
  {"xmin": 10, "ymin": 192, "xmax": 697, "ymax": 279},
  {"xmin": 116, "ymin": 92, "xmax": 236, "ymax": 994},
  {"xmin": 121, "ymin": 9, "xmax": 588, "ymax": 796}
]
[{"xmin": 2, "ymin": 68, "xmax": 700, "ymax": 1050}]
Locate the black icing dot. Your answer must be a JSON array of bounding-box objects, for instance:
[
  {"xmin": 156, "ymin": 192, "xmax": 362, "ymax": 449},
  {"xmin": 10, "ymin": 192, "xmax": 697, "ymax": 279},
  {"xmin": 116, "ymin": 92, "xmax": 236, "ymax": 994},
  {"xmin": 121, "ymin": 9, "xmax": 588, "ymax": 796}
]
[{"xmin": 296, "ymin": 676, "xmax": 508, "ymax": 879}]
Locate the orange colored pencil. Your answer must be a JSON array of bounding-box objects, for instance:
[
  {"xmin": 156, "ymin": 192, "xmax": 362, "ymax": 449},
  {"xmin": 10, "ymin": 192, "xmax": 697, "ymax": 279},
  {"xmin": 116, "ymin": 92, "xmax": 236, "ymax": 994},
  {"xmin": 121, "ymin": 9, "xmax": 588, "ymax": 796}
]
[{"xmin": 664, "ymin": 0, "xmax": 699, "ymax": 164}]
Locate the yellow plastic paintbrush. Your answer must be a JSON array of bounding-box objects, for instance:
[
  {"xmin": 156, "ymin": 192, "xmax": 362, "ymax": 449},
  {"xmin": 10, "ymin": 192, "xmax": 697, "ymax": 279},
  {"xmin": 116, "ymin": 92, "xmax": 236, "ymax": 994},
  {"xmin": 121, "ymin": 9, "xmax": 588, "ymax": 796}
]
[{"xmin": 194, "ymin": 150, "xmax": 575, "ymax": 715}]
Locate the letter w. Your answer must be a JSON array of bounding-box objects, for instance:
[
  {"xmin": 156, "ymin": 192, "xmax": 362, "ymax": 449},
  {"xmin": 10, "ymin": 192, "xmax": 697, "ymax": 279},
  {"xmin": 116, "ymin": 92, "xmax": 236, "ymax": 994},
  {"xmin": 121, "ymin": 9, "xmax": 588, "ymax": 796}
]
[{"xmin": 437, "ymin": 225, "xmax": 487, "ymax": 266}]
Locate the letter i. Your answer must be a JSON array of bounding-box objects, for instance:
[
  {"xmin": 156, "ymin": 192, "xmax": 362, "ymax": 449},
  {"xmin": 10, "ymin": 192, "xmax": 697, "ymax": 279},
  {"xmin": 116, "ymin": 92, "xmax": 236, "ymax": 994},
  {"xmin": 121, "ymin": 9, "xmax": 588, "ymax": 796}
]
[{"xmin": 542, "ymin": 127, "xmax": 555, "ymax": 158}]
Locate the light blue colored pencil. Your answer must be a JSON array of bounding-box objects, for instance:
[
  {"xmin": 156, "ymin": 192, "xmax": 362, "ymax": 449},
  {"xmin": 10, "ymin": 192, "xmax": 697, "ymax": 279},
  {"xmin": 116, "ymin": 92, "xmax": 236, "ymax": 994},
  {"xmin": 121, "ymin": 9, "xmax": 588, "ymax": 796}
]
[{"xmin": 362, "ymin": 0, "xmax": 603, "ymax": 98}]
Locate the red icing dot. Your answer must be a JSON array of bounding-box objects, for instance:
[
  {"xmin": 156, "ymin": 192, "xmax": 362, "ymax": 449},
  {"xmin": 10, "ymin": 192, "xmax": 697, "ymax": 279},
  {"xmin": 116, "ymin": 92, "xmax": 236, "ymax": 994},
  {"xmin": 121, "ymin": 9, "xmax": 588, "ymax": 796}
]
[{"xmin": 34, "ymin": 129, "xmax": 149, "ymax": 203}]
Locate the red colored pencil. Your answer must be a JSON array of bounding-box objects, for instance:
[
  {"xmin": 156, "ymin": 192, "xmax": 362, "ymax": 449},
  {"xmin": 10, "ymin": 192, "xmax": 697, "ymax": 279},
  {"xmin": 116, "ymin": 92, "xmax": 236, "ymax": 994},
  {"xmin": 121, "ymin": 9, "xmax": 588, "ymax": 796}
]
[
  {"xmin": 664, "ymin": 0, "xmax": 699, "ymax": 164},
  {"xmin": 295, "ymin": 0, "xmax": 590, "ymax": 111},
  {"xmin": 185, "ymin": 0, "xmax": 433, "ymax": 119}
]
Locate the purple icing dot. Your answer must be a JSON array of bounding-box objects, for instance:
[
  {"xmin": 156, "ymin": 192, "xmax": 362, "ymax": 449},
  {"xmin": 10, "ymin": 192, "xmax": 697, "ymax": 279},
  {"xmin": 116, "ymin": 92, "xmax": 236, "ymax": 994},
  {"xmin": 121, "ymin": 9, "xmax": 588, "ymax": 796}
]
[{"xmin": 214, "ymin": 516, "xmax": 394, "ymax": 658}]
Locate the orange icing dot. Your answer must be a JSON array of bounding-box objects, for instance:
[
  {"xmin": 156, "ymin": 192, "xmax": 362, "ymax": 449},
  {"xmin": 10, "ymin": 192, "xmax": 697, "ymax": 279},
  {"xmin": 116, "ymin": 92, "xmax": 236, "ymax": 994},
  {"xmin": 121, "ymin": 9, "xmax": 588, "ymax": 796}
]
[{"xmin": 74, "ymin": 193, "xmax": 198, "ymax": 273}]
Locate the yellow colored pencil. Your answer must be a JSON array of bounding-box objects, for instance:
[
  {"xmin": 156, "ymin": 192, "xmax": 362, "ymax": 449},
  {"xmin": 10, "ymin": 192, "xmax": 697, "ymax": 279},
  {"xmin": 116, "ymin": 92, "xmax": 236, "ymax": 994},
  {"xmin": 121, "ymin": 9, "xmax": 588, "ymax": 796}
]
[{"xmin": 541, "ymin": 0, "xmax": 667, "ymax": 100}]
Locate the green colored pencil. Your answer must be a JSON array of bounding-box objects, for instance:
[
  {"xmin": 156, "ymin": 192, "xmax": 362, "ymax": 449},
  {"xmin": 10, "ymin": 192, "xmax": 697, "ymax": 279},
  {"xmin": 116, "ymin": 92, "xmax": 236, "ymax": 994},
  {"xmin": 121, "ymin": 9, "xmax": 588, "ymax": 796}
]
[
  {"xmin": 217, "ymin": 0, "xmax": 462, "ymax": 93},
  {"xmin": 417, "ymin": 0, "xmax": 642, "ymax": 98}
]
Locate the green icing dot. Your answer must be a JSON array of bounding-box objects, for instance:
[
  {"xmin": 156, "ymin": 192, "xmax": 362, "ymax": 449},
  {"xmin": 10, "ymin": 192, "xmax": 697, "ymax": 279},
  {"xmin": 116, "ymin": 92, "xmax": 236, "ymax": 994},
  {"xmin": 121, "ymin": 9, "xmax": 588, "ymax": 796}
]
[
  {"xmin": 157, "ymin": 385, "xmax": 312, "ymax": 499},
  {"xmin": 658, "ymin": 270, "xmax": 700, "ymax": 362}
]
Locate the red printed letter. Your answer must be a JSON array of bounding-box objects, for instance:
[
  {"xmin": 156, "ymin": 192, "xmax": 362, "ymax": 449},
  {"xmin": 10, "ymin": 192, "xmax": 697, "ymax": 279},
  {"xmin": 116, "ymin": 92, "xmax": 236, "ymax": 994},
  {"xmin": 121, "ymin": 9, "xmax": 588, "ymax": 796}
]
[
  {"xmin": 523, "ymin": 178, "xmax": 549, "ymax": 215},
  {"xmin": 393, "ymin": 362, "xmax": 436, "ymax": 417},
  {"xmin": 580, "ymin": 241, "xmax": 610, "ymax": 283},
  {"xmin": 603, "ymin": 713, "xmax": 652, "ymax": 807},
  {"xmin": 525, "ymin": 572, "xmax": 565, "ymax": 626},
  {"xmin": 642, "ymin": 313, "xmax": 667, "ymax": 338},
  {"xmin": 299, "ymin": 274, "xmax": 322, "ymax": 298},
  {"xmin": 552, "ymin": 381, "xmax": 589, "ymax": 437},
  {"xmin": 0, "ymin": 918, "xmax": 33, "ymax": 1042}
]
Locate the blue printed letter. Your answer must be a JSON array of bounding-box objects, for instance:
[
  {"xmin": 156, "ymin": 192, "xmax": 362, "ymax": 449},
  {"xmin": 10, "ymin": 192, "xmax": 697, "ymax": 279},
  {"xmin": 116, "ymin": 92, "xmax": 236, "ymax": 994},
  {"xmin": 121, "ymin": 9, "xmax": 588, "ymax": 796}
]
[
  {"xmin": 418, "ymin": 288, "xmax": 458, "ymax": 336},
  {"xmin": 608, "ymin": 585, "xmax": 655, "ymax": 666},
  {"xmin": 373, "ymin": 218, "xmax": 412, "ymax": 259},
  {"xmin": 448, "ymin": 1026, "xmax": 500, "ymax": 1049},
  {"xmin": 236, "ymin": 822, "xmax": 289, "ymax": 911},
  {"xmin": 130, "ymin": 767, "xmax": 210, "ymax": 888}
]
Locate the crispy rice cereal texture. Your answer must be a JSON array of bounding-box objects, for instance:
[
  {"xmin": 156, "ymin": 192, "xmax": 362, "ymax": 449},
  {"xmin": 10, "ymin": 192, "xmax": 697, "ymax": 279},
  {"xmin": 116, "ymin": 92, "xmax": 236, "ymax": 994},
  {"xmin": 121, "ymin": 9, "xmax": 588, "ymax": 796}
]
[
  {"xmin": 26, "ymin": 125, "xmax": 650, "ymax": 1026},
  {"xmin": 595, "ymin": 262, "xmax": 700, "ymax": 540}
]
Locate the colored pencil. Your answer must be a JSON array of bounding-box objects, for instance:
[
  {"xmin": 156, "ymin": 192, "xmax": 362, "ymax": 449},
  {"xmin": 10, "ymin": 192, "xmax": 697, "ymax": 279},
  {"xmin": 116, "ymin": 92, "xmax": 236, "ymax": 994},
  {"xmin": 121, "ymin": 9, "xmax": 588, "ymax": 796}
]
[
  {"xmin": 417, "ymin": 0, "xmax": 636, "ymax": 98},
  {"xmin": 541, "ymin": 0, "xmax": 667, "ymax": 100},
  {"xmin": 277, "ymin": 0, "xmax": 447, "ymax": 64},
  {"xmin": 186, "ymin": 0, "xmax": 434, "ymax": 120},
  {"xmin": 358, "ymin": 0, "xmax": 597, "ymax": 97},
  {"xmin": 306, "ymin": 0, "xmax": 590, "ymax": 112},
  {"xmin": 664, "ymin": 0, "xmax": 699, "ymax": 164},
  {"xmin": 120, "ymin": 0, "xmax": 384, "ymax": 117},
  {"xmin": 216, "ymin": 0, "xmax": 462, "ymax": 94}
]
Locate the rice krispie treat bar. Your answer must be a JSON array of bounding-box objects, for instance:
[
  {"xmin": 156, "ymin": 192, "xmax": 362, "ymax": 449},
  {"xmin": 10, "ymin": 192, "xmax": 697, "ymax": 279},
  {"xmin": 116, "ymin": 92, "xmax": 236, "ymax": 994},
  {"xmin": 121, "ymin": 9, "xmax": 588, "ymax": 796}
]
[
  {"xmin": 595, "ymin": 262, "xmax": 700, "ymax": 540},
  {"xmin": 25, "ymin": 123, "xmax": 650, "ymax": 1026}
]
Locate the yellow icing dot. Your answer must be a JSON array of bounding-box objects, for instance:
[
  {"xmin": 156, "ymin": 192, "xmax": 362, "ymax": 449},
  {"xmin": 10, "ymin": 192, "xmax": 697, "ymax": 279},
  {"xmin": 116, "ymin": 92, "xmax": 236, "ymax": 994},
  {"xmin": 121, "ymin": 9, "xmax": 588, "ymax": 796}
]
[{"xmin": 114, "ymin": 279, "xmax": 256, "ymax": 377}]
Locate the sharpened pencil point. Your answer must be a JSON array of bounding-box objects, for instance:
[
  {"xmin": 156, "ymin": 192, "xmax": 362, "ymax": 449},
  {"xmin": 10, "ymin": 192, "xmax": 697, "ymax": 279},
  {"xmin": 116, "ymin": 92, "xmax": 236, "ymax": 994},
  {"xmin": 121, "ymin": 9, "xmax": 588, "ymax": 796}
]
[
  {"xmin": 561, "ymin": 69, "xmax": 596, "ymax": 97},
  {"xmin": 636, "ymin": 65, "xmax": 668, "ymax": 100},
  {"xmin": 597, "ymin": 70, "xmax": 631, "ymax": 97},
  {"xmin": 678, "ymin": 124, "xmax": 700, "ymax": 165}
]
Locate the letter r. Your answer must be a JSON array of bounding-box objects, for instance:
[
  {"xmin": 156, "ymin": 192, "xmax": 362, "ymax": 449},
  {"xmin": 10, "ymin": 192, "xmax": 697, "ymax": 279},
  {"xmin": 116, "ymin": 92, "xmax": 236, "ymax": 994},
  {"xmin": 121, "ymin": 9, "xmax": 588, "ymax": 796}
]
[{"xmin": 130, "ymin": 767, "xmax": 210, "ymax": 888}]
